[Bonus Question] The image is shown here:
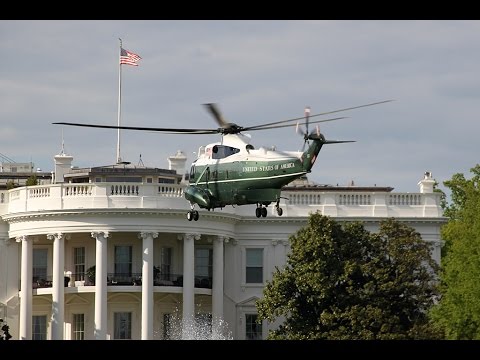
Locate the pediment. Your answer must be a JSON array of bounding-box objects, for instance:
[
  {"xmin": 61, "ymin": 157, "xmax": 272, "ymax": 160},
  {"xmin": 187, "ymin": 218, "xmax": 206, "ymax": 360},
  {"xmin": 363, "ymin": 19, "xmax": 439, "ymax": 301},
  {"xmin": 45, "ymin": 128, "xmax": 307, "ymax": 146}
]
[
  {"xmin": 107, "ymin": 293, "xmax": 140, "ymax": 303},
  {"xmin": 65, "ymin": 294, "xmax": 90, "ymax": 305},
  {"xmin": 155, "ymin": 293, "xmax": 180, "ymax": 304},
  {"xmin": 236, "ymin": 296, "xmax": 260, "ymax": 307}
]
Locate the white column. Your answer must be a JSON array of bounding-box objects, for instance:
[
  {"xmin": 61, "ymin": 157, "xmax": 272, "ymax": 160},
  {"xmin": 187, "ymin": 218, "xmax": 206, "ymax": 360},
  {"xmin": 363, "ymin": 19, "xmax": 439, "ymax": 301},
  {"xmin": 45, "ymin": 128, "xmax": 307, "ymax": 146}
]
[
  {"xmin": 212, "ymin": 235, "xmax": 225, "ymax": 329},
  {"xmin": 47, "ymin": 232, "xmax": 66, "ymax": 340},
  {"xmin": 179, "ymin": 233, "xmax": 200, "ymax": 338},
  {"xmin": 139, "ymin": 231, "xmax": 158, "ymax": 340},
  {"xmin": 16, "ymin": 235, "xmax": 32, "ymax": 340},
  {"xmin": 91, "ymin": 231, "xmax": 109, "ymax": 340}
]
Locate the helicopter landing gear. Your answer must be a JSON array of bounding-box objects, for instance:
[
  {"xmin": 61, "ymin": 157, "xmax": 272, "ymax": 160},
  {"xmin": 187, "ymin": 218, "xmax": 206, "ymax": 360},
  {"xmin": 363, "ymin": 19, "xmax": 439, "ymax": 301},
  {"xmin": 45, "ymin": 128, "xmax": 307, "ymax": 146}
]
[
  {"xmin": 255, "ymin": 204, "xmax": 267, "ymax": 218},
  {"xmin": 187, "ymin": 203, "xmax": 199, "ymax": 221},
  {"xmin": 275, "ymin": 199, "xmax": 283, "ymax": 216},
  {"xmin": 187, "ymin": 210, "xmax": 199, "ymax": 221}
]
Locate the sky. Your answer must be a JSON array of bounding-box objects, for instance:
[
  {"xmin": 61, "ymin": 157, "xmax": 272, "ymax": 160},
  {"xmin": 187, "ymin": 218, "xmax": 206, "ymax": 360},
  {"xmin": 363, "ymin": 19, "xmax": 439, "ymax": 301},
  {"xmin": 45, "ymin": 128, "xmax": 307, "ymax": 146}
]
[{"xmin": 1, "ymin": 20, "xmax": 479, "ymax": 194}]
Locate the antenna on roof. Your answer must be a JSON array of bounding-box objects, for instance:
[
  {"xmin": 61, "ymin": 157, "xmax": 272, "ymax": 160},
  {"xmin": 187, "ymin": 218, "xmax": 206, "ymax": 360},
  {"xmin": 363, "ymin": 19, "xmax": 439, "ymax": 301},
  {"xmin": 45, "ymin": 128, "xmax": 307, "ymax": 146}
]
[
  {"xmin": 61, "ymin": 127, "xmax": 65, "ymax": 155},
  {"xmin": 138, "ymin": 154, "xmax": 144, "ymax": 167}
]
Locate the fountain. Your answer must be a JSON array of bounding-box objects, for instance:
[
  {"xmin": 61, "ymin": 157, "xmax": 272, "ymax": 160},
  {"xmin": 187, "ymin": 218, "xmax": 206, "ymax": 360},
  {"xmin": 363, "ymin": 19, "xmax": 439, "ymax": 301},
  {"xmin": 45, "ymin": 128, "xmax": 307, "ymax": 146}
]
[{"xmin": 155, "ymin": 310, "xmax": 233, "ymax": 340}]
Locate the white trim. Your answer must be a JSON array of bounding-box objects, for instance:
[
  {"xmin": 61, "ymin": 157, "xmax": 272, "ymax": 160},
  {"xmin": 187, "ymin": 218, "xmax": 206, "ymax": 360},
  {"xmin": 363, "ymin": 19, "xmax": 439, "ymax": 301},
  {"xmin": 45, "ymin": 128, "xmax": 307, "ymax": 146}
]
[{"xmin": 196, "ymin": 171, "xmax": 307, "ymax": 186}]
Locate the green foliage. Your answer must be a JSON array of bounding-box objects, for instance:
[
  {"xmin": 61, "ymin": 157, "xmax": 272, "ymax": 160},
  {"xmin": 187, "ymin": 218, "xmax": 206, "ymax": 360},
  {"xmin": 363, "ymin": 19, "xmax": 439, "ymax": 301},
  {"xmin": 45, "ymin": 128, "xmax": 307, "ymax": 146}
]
[
  {"xmin": 6, "ymin": 180, "xmax": 15, "ymax": 190},
  {"xmin": 26, "ymin": 174, "xmax": 38, "ymax": 186},
  {"xmin": 86, "ymin": 265, "xmax": 96, "ymax": 283},
  {"xmin": 433, "ymin": 180, "xmax": 448, "ymax": 211},
  {"xmin": 256, "ymin": 213, "xmax": 440, "ymax": 339},
  {"xmin": 430, "ymin": 164, "xmax": 480, "ymax": 339}
]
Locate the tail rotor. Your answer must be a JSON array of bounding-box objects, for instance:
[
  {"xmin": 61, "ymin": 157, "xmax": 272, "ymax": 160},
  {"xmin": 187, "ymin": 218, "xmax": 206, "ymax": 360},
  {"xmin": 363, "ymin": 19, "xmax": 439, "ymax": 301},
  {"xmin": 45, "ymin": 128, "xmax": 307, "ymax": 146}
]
[{"xmin": 296, "ymin": 106, "xmax": 312, "ymax": 151}]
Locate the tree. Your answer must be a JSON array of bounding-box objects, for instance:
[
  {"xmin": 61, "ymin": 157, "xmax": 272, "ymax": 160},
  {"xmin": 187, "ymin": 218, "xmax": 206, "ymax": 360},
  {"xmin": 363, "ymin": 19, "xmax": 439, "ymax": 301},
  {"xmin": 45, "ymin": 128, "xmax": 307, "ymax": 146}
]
[
  {"xmin": 26, "ymin": 174, "xmax": 38, "ymax": 186},
  {"xmin": 256, "ymin": 213, "xmax": 440, "ymax": 339},
  {"xmin": 430, "ymin": 164, "xmax": 480, "ymax": 339},
  {"xmin": 5, "ymin": 180, "xmax": 15, "ymax": 190}
]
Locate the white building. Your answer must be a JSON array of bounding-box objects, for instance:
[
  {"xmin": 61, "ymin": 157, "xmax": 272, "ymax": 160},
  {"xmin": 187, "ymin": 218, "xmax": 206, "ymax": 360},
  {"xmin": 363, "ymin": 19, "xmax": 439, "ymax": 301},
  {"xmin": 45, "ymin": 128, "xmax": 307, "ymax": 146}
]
[{"xmin": 0, "ymin": 151, "xmax": 446, "ymax": 340}]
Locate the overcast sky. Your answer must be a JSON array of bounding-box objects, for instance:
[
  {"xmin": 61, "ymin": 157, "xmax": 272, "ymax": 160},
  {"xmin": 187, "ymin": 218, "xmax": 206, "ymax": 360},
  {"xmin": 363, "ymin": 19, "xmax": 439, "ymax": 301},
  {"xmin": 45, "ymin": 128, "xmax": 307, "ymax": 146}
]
[{"xmin": 1, "ymin": 20, "xmax": 479, "ymax": 193}]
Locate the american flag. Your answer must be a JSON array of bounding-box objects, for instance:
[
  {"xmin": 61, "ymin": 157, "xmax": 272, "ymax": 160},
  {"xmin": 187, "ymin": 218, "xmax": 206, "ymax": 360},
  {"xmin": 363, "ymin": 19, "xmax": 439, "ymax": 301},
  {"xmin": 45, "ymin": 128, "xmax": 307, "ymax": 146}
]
[{"xmin": 120, "ymin": 47, "xmax": 142, "ymax": 66}]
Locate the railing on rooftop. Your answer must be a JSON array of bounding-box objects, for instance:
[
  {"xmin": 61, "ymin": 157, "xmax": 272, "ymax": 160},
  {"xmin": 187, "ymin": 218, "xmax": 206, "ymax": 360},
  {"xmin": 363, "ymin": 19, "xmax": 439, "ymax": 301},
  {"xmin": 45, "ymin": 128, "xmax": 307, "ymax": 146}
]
[{"xmin": 3, "ymin": 182, "xmax": 443, "ymax": 218}]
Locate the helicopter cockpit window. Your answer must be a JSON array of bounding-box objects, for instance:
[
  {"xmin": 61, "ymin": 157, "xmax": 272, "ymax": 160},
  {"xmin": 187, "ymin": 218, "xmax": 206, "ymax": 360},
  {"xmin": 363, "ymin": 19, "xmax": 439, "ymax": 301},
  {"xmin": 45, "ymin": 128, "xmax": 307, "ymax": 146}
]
[{"xmin": 211, "ymin": 145, "xmax": 240, "ymax": 159}]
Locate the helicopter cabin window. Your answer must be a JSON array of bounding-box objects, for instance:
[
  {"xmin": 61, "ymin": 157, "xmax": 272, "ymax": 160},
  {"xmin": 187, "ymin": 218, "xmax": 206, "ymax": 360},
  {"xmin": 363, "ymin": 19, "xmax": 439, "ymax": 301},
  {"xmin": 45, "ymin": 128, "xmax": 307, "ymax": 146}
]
[{"xmin": 211, "ymin": 145, "xmax": 240, "ymax": 160}]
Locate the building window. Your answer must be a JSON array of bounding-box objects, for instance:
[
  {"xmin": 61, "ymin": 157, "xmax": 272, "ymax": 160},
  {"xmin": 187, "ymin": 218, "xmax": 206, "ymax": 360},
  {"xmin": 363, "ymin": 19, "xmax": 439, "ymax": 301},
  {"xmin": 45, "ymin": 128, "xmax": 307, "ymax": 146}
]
[
  {"xmin": 245, "ymin": 314, "xmax": 262, "ymax": 340},
  {"xmin": 160, "ymin": 247, "xmax": 172, "ymax": 278},
  {"xmin": 195, "ymin": 248, "xmax": 212, "ymax": 287},
  {"xmin": 106, "ymin": 176, "xmax": 142, "ymax": 183},
  {"xmin": 163, "ymin": 313, "xmax": 172, "ymax": 340},
  {"xmin": 146, "ymin": 178, "xmax": 153, "ymax": 183},
  {"xmin": 33, "ymin": 249, "xmax": 48, "ymax": 283},
  {"xmin": 246, "ymin": 248, "xmax": 263, "ymax": 283},
  {"xmin": 73, "ymin": 247, "xmax": 85, "ymax": 281},
  {"xmin": 115, "ymin": 246, "xmax": 132, "ymax": 278},
  {"xmin": 114, "ymin": 312, "xmax": 132, "ymax": 340},
  {"xmin": 72, "ymin": 313, "xmax": 85, "ymax": 340},
  {"xmin": 32, "ymin": 315, "xmax": 47, "ymax": 340}
]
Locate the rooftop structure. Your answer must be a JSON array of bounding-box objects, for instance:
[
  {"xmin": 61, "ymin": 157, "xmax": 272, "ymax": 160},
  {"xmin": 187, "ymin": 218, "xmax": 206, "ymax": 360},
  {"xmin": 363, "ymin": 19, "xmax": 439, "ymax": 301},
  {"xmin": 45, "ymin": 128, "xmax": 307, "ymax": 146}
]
[{"xmin": 0, "ymin": 150, "xmax": 445, "ymax": 340}]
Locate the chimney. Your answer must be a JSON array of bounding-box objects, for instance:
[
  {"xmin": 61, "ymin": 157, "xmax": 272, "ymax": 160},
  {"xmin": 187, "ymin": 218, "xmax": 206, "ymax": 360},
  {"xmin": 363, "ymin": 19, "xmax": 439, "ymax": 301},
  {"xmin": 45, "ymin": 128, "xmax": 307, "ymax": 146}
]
[
  {"xmin": 54, "ymin": 153, "xmax": 73, "ymax": 184},
  {"xmin": 168, "ymin": 150, "xmax": 187, "ymax": 175},
  {"xmin": 418, "ymin": 171, "xmax": 435, "ymax": 193}
]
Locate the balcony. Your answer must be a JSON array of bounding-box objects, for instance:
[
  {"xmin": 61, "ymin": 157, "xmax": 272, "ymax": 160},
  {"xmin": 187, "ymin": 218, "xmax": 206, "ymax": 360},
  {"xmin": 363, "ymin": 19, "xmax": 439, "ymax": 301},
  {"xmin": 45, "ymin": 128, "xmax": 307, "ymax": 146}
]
[
  {"xmin": 31, "ymin": 275, "xmax": 70, "ymax": 289},
  {"xmin": 51, "ymin": 272, "xmax": 213, "ymax": 289}
]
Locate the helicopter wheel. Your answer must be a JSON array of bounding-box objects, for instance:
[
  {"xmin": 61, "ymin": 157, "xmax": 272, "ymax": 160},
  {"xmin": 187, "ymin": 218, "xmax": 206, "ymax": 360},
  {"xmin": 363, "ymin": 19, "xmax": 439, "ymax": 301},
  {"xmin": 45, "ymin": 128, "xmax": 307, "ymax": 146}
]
[
  {"xmin": 193, "ymin": 210, "xmax": 199, "ymax": 221},
  {"xmin": 255, "ymin": 207, "xmax": 261, "ymax": 218},
  {"xmin": 261, "ymin": 207, "xmax": 267, "ymax": 218},
  {"xmin": 276, "ymin": 207, "xmax": 283, "ymax": 216},
  {"xmin": 187, "ymin": 211, "xmax": 193, "ymax": 221}
]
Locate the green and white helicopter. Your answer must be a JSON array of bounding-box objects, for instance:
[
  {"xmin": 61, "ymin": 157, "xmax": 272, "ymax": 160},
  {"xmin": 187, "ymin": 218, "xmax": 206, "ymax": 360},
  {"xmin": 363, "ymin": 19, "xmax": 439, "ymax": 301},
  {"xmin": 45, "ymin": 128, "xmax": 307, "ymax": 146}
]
[{"xmin": 54, "ymin": 100, "xmax": 391, "ymax": 221}]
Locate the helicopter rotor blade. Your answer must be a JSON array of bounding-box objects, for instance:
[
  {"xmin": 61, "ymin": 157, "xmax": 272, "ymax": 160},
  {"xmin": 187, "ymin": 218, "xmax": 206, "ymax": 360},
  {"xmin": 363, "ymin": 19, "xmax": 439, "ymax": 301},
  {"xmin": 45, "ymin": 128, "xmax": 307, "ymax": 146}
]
[
  {"xmin": 244, "ymin": 99, "xmax": 393, "ymax": 131},
  {"xmin": 53, "ymin": 100, "xmax": 391, "ymax": 137},
  {"xmin": 304, "ymin": 106, "xmax": 310, "ymax": 136},
  {"xmin": 52, "ymin": 122, "xmax": 219, "ymax": 134},
  {"xmin": 295, "ymin": 121, "xmax": 305, "ymax": 136},
  {"xmin": 203, "ymin": 103, "xmax": 230, "ymax": 129},
  {"xmin": 243, "ymin": 116, "xmax": 347, "ymax": 131},
  {"xmin": 53, "ymin": 116, "xmax": 345, "ymax": 135}
]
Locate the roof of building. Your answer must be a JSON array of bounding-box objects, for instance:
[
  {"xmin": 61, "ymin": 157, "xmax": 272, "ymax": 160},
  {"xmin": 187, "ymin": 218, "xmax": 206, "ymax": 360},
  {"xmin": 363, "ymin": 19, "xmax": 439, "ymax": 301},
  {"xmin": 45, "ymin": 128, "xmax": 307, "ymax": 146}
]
[{"xmin": 64, "ymin": 163, "xmax": 180, "ymax": 179}]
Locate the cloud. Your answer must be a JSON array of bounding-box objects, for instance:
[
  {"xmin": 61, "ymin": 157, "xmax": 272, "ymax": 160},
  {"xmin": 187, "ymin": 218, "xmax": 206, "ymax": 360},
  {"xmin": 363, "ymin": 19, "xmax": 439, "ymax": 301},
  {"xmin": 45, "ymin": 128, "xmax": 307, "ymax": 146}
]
[{"xmin": 1, "ymin": 20, "xmax": 479, "ymax": 195}]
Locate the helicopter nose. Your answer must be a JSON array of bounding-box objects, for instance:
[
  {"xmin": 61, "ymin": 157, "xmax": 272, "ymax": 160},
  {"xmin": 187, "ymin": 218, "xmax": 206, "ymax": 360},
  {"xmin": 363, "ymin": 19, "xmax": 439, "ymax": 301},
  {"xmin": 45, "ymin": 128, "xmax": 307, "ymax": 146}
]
[{"xmin": 185, "ymin": 186, "xmax": 211, "ymax": 208}]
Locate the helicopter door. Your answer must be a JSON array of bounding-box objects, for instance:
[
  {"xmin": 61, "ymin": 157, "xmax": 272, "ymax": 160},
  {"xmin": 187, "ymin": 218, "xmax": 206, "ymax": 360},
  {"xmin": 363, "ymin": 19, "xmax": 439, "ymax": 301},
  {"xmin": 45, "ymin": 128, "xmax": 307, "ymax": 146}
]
[{"xmin": 189, "ymin": 165, "xmax": 195, "ymax": 182}]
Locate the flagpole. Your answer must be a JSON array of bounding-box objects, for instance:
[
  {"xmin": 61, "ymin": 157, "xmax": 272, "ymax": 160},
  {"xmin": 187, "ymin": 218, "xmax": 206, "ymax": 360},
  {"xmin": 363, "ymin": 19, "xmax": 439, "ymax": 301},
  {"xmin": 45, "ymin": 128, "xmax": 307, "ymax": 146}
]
[{"xmin": 116, "ymin": 38, "xmax": 122, "ymax": 164}]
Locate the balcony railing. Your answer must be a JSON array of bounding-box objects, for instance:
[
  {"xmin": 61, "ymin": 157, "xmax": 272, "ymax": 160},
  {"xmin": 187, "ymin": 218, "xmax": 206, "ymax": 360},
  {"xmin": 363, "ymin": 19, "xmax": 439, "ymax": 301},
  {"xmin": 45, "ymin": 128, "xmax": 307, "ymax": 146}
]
[
  {"xmin": 31, "ymin": 276, "xmax": 70, "ymax": 289},
  {"xmin": 3, "ymin": 182, "xmax": 444, "ymax": 219},
  {"xmin": 29, "ymin": 273, "xmax": 212, "ymax": 289}
]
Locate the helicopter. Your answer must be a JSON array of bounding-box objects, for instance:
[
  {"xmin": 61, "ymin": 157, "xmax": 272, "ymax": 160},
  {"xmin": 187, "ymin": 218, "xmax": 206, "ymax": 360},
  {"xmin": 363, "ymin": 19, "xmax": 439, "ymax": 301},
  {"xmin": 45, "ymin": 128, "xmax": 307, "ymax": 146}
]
[{"xmin": 53, "ymin": 100, "xmax": 392, "ymax": 221}]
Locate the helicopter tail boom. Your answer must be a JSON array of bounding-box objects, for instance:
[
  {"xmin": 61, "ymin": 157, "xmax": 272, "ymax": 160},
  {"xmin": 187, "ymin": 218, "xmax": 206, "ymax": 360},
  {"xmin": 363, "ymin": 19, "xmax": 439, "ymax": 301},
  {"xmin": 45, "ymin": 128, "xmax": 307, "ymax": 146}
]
[{"xmin": 301, "ymin": 133, "xmax": 355, "ymax": 172}]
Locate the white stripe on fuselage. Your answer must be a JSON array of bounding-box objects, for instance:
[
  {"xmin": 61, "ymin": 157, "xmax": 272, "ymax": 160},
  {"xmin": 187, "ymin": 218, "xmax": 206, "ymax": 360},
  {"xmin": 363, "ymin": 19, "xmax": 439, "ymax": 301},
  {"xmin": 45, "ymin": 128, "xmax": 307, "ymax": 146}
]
[{"xmin": 194, "ymin": 171, "xmax": 307, "ymax": 185}]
